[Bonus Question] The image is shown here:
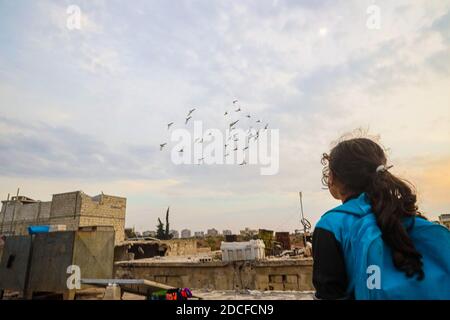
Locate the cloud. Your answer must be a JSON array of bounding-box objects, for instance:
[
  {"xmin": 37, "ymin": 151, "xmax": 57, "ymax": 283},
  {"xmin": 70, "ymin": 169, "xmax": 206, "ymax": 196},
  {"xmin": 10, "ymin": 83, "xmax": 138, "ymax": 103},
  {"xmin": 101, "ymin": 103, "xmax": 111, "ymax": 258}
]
[{"xmin": 0, "ymin": 116, "xmax": 162, "ymax": 180}]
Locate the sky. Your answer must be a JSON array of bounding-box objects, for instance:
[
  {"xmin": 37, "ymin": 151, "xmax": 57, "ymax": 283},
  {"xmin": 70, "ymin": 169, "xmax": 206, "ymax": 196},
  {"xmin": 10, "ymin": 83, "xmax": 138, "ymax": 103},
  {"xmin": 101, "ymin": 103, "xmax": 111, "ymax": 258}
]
[{"xmin": 0, "ymin": 0, "xmax": 449, "ymax": 234}]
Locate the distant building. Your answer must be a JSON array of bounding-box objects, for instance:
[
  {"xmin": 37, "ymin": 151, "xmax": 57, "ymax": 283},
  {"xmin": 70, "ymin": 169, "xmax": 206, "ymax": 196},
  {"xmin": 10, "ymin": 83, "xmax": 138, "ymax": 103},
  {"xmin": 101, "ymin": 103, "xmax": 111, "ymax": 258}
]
[
  {"xmin": 207, "ymin": 228, "xmax": 219, "ymax": 237},
  {"xmin": 194, "ymin": 231, "xmax": 205, "ymax": 238},
  {"xmin": 439, "ymin": 214, "xmax": 450, "ymax": 229},
  {"xmin": 240, "ymin": 227, "xmax": 258, "ymax": 237},
  {"xmin": 142, "ymin": 230, "xmax": 157, "ymax": 238},
  {"xmin": 222, "ymin": 230, "xmax": 233, "ymax": 236},
  {"xmin": 169, "ymin": 229, "xmax": 179, "ymax": 239},
  {"xmin": 181, "ymin": 229, "xmax": 191, "ymax": 238}
]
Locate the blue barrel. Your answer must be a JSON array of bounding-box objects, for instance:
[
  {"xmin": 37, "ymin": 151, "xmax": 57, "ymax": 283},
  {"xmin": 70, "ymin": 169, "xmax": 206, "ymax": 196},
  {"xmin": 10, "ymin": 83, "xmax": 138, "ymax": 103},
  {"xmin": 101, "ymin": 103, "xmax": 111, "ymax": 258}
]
[{"xmin": 28, "ymin": 225, "xmax": 50, "ymax": 235}]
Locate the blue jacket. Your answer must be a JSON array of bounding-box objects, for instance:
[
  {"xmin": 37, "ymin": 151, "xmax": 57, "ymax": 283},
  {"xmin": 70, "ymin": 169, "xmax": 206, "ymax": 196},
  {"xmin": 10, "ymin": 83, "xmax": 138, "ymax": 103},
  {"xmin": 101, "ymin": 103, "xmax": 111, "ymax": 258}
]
[{"xmin": 315, "ymin": 193, "xmax": 450, "ymax": 300}]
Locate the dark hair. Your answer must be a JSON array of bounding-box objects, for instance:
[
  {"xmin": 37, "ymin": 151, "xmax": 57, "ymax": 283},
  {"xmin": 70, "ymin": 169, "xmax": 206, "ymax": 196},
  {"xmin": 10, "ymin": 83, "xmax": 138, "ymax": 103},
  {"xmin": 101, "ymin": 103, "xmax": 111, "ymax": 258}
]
[{"xmin": 321, "ymin": 137, "xmax": 425, "ymax": 280}]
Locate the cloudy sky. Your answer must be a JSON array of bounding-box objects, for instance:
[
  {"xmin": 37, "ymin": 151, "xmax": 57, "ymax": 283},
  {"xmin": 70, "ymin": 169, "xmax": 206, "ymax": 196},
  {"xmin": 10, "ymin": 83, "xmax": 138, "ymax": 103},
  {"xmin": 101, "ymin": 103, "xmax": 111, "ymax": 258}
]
[{"xmin": 0, "ymin": 0, "xmax": 449, "ymax": 234}]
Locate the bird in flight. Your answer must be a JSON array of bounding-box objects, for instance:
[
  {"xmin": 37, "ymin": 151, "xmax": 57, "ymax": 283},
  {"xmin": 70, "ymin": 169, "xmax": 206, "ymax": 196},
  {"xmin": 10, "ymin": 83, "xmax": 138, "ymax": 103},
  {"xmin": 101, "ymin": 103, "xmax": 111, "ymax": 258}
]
[
  {"xmin": 246, "ymin": 114, "xmax": 251, "ymax": 118},
  {"xmin": 233, "ymin": 100, "xmax": 238, "ymax": 104},
  {"xmin": 178, "ymin": 148, "xmax": 184, "ymax": 153},
  {"xmin": 264, "ymin": 123, "xmax": 269, "ymax": 130},
  {"xmin": 167, "ymin": 122, "xmax": 174, "ymax": 130},
  {"xmin": 243, "ymin": 146, "xmax": 249, "ymax": 151},
  {"xmin": 229, "ymin": 120, "xmax": 239, "ymax": 128},
  {"xmin": 239, "ymin": 160, "xmax": 247, "ymax": 166},
  {"xmin": 187, "ymin": 108, "xmax": 196, "ymax": 117},
  {"xmin": 235, "ymin": 108, "xmax": 241, "ymax": 112},
  {"xmin": 160, "ymin": 143, "xmax": 167, "ymax": 151},
  {"xmin": 256, "ymin": 120, "xmax": 261, "ymax": 123},
  {"xmin": 233, "ymin": 146, "xmax": 238, "ymax": 151},
  {"xmin": 224, "ymin": 111, "xmax": 228, "ymax": 116},
  {"xmin": 185, "ymin": 116, "xmax": 192, "ymax": 125}
]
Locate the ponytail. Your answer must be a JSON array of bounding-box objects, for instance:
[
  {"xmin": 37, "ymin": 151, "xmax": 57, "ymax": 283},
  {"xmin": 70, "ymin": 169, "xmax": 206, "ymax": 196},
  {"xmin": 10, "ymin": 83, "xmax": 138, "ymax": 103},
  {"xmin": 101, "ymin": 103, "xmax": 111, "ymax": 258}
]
[{"xmin": 368, "ymin": 169, "xmax": 424, "ymax": 280}]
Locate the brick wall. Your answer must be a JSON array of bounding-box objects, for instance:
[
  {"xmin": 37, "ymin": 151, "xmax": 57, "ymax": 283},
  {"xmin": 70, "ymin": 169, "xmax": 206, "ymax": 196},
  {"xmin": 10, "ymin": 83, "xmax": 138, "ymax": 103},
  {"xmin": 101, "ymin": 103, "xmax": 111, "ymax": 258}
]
[
  {"xmin": 79, "ymin": 193, "xmax": 126, "ymax": 244},
  {"xmin": 162, "ymin": 239, "xmax": 198, "ymax": 256}
]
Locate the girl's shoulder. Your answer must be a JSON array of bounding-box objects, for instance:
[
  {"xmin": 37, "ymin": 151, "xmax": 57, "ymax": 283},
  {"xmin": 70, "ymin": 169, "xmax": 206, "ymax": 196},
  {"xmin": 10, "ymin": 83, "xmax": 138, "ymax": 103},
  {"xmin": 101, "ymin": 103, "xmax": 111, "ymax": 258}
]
[{"xmin": 316, "ymin": 193, "xmax": 371, "ymax": 243}]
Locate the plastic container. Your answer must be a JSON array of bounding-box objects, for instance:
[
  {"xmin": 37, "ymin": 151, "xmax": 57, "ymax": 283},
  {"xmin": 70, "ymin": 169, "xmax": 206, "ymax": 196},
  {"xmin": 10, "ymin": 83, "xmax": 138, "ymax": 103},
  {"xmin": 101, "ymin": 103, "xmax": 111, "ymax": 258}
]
[{"xmin": 220, "ymin": 239, "xmax": 265, "ymax": 262}]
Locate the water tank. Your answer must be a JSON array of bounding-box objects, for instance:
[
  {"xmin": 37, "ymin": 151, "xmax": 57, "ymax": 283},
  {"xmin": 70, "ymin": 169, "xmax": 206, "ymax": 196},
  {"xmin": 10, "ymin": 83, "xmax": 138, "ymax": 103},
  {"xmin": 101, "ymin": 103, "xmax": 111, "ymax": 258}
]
[{"xmin": 220, "ymin": 240, "xmax": 265, "ymax": 262}]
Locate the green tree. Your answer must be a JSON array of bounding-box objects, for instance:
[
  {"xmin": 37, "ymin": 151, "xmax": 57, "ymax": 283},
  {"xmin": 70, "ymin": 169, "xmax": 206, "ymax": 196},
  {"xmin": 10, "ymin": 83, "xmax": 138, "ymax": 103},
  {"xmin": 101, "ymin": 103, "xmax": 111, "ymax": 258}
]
[
  {"xmin": 165, "ymin": 206, "xmax": 171, "ymax": 239},
  {"xmin": 156, "ymin": 218, "xmax": 165, "ymax": 240},
  {"xmin": 155, "ymin": 206, "xmax": 173, "ymax": 240}
]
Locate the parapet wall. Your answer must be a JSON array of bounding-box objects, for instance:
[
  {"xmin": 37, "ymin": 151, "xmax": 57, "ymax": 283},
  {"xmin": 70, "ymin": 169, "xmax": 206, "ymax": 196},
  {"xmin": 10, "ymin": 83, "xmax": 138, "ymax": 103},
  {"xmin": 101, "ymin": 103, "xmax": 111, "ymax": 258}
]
[
  {"xmin": 161, "ymin": 239, "xmax": 198, "ymax": 256},
  {"xmin": 115, "ymin": 258, "xmax": 314, "ymax": 291}
]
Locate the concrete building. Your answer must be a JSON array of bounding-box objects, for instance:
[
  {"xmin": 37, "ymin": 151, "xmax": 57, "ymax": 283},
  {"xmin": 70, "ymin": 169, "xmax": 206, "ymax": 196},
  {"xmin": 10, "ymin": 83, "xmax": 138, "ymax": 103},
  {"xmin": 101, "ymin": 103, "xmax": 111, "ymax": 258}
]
[
  {"xmin": 240, "ymin": 227, "xmax": 258, "ymax": 238},
  {"xmin": 439, "ymin": 214, "xmax": 450, "ymax": 229},
  {"xmin": 181, "ymin": 229, "xmax": 191, "ymax": 238},
  {"xmin": 142, "ymin": 230, "xmax": 157, "ymax": 238},
  {"xmin": 222, "ymin": 230, "xmax": 233, "ymax": 236},
  {"xmin": 169, "ymin": 230, "xmax": 179, "ymax": 239},
  {"xmin": 207, "ymin": 228, "xmax": 219, "ymax": 237},
  {"xmin": 194, "ymin": 231, "xmax": 205, "ymax": 238},
  {"xmin": 0, "ymin": 191, "xmax": 126, "ymax": 244}
]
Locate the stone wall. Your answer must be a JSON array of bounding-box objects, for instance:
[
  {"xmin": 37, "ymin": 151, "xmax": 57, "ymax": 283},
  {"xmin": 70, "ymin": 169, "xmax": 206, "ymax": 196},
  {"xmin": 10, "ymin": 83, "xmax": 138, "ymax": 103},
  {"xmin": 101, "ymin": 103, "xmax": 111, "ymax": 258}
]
[
  {"xmin": 0, "ymin": 201, "xmax": 52, "ymax": 235},
  {"xmin": 115, "ymin": 259, "xmax": 314, "ymax": 291},
  {"xmin": 161, "ymin": 239, "xmax": 198, "ymax": 256},
  {"xmin": 50, "ymin": 192, "xmax": 80, "ymax": 218},
  {"xmin": 78, "ymin": 193, "xmax": 126, "ymax": 244}
]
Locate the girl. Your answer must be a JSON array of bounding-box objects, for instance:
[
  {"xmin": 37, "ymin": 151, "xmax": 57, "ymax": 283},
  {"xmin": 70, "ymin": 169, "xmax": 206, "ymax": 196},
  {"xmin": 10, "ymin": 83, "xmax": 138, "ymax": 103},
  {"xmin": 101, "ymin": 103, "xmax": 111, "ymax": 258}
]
[{"xmin": 313, "ymin": 137, "xmax": 450, "ymax": 300}]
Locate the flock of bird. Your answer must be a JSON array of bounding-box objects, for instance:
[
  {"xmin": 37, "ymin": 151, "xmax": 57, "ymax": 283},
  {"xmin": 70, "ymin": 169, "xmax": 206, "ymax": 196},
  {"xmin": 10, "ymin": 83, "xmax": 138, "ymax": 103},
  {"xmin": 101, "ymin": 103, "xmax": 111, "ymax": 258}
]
[{"xmin": 159, "ymin": 100, "xmax": 269, "ymax": 166}]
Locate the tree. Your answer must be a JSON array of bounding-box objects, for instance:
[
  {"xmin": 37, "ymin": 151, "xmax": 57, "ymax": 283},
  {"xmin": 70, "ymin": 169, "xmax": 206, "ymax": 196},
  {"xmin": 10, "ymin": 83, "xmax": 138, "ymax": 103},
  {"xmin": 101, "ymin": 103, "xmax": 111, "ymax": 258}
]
[
  {"xmin": 155, "ymin": 206, "xmax": 173, "ymax": 240},
  {"xmin": 165, "ymin": 206, "xmax": 172, "ymax": 240},
  {"xmin": 156, "ymin": 218, "xmax": 165, "ymax": 240}
]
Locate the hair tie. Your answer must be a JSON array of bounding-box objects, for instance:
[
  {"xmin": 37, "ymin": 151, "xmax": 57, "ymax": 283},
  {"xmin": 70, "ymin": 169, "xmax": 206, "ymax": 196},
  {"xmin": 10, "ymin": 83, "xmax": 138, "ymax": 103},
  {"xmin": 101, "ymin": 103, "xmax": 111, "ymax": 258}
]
[{"xmin": 376, "ymin": 164, "xmax": 393, "ymax": 173}]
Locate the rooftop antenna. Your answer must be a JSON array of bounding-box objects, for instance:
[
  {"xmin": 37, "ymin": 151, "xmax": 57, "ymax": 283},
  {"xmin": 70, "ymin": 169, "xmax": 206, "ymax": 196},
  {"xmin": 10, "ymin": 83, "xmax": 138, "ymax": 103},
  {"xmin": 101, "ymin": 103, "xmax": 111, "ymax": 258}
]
[{"xmin": 298, "ymin": 191, "xmax": 311, "ymax": 246}]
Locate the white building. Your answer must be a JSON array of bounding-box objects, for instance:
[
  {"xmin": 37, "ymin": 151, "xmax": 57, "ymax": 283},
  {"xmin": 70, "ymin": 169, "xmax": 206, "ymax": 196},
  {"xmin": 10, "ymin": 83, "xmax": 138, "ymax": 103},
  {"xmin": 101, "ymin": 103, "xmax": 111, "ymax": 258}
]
[
  {"xmin": 181, "ymin": 229, "xmax": 191, "ymax": 238},
  {"xmin": 169, "ymin": 229, "xmax": 179, "ymax": 239},
  {"xmin": 194, "ymin": 231, "xmax": 205, "ymax": 238},
  {"xmin": 142, "ymin": 230, "xmax": 157, "ymax": 238},
  {"xmin": 207, "ymin": 228, "xmax": 219, "ymax": 237}
]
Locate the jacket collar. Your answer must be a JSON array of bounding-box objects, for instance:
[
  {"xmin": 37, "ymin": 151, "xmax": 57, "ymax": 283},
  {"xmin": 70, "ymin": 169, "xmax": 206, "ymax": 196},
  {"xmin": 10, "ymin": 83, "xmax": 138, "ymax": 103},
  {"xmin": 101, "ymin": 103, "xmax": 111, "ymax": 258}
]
[{"xmin": 326, "ymin": 193, "xmax": 372, "ymax": 217}]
